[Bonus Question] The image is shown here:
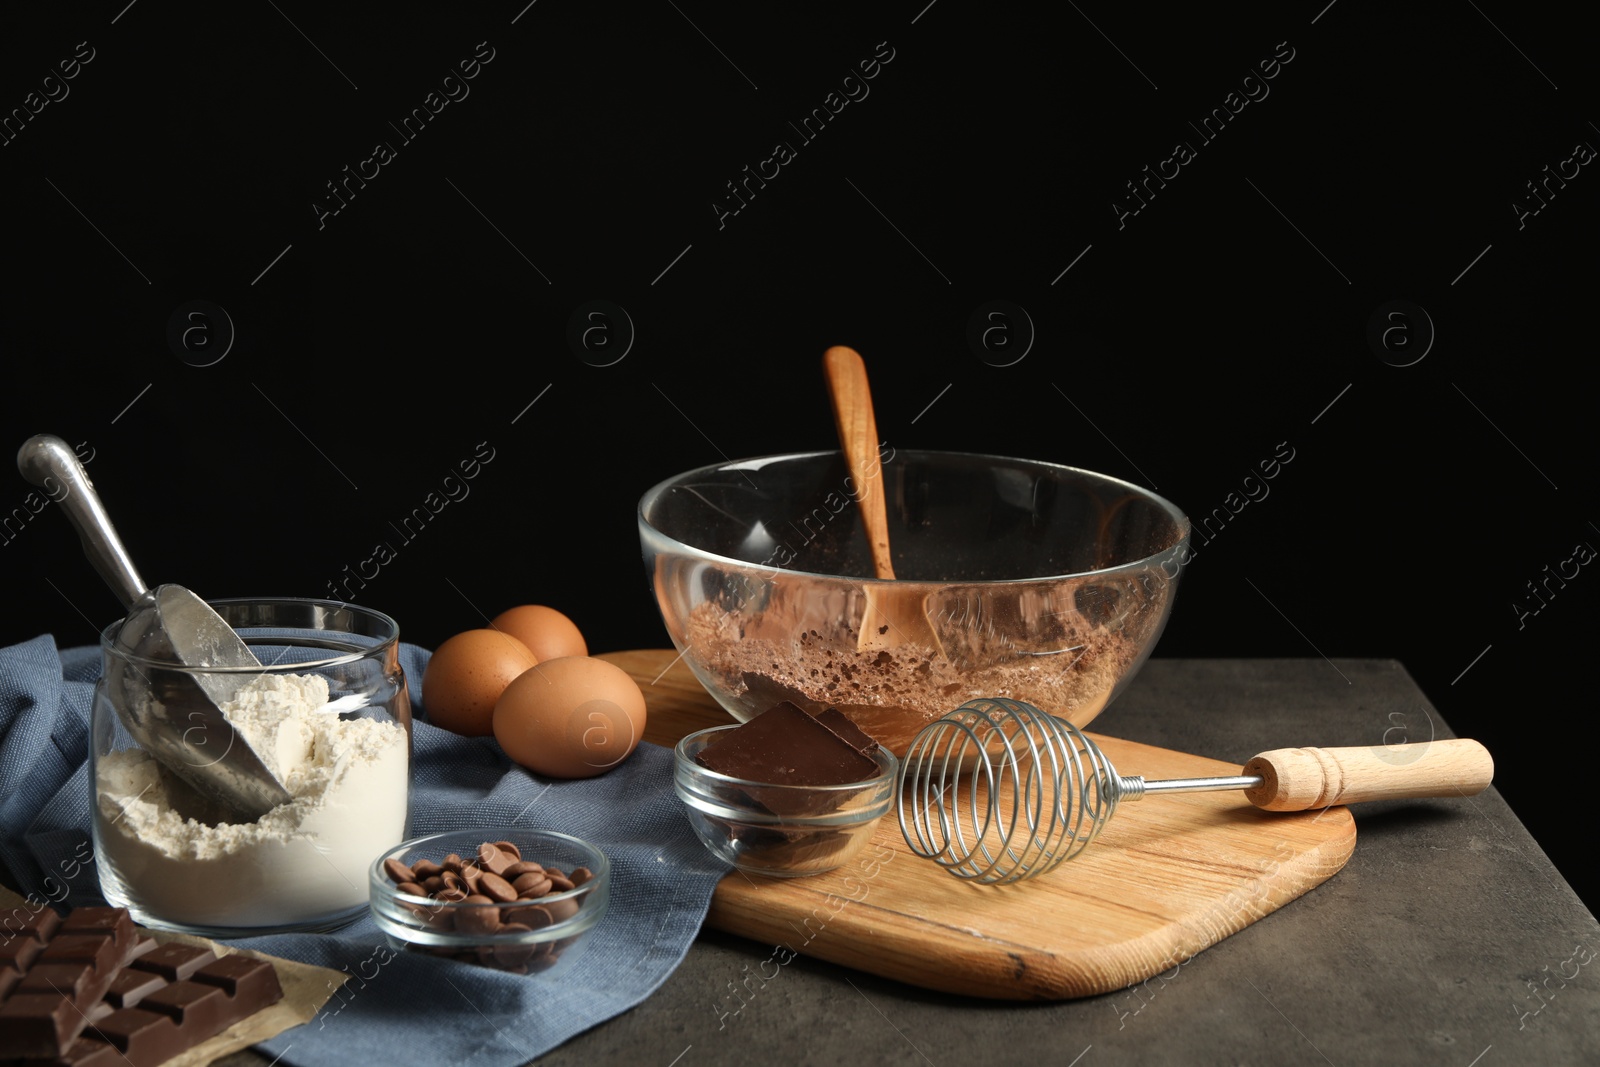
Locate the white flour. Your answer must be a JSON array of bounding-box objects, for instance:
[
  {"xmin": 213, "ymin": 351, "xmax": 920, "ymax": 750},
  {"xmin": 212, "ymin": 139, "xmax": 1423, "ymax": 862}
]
[{"xmin": 95, "ymin": 672, "xmax": 409, "ymax": 929}]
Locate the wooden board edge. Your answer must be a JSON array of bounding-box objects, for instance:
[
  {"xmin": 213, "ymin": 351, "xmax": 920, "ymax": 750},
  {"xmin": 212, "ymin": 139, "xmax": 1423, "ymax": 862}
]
[
  {"xmin": 1069, "ymin": 807, "xmax": 1360, "ymax": 998},
  {"xmin": 704, "ymin": 807, "xmax": 1359, "ymax": 1001}
]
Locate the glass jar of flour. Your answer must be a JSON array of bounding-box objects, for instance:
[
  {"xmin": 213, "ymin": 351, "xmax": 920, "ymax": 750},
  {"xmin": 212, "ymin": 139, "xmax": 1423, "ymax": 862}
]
[{"xmin": 90, "ymin": 598, "xmax": 413, "ymax": 936}]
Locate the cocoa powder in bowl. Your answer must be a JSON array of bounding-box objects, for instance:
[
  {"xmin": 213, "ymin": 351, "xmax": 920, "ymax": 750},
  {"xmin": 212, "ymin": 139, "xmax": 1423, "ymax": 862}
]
[{"xmin": 683, "ymin": 588, "xmax": 1152, "ymax": 756}]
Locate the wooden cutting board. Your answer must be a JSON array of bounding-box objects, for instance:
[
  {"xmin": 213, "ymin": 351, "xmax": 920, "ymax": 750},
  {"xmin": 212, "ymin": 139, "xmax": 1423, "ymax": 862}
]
[{"xmin": 600, "ymin": 649, "xmax": 1357, "ymax": 1001}]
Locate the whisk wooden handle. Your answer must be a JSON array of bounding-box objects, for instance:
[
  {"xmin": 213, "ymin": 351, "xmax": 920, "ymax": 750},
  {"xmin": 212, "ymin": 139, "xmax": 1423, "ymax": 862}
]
[{"xmin": 1241, "ymin": 739, "xmax": 1494, "ymax": 811}]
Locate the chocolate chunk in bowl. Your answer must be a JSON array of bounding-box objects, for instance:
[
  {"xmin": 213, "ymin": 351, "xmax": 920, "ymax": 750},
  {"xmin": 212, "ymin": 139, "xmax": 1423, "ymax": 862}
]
[
  {"xmin": 675, "ymin": 703, "xmax": 897, "ymax": 878},
  {"xmin": 693, "ymin": 701, "xmax": 881, "ymax": 818}
]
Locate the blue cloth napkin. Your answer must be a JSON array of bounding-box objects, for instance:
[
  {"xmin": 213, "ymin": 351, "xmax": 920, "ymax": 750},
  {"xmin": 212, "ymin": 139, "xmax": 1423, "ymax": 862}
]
[{"xmin": 0, "ymin": 634, "xmax": 730, "ymax": 1066}]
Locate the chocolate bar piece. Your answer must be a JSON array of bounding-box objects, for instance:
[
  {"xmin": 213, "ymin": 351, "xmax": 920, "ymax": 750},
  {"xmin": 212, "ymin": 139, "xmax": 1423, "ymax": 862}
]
[
  {"xmin": 698, "ymin": 701, "xmax": 879, "ymax": 787},
  {"xmin": 812, "ymin": 707, "xmax": 880, "ymax": 755},
  {"xmin": 0, "ymin": 943, "xmax": 283, "ymax": 1067},
  {"xmin": 696, "ymin": 701, "xmax": 880, "ymax": 817},
  {"xmin": 0, "ymin": 906, "xmax": 151, "ymax": 1058}
]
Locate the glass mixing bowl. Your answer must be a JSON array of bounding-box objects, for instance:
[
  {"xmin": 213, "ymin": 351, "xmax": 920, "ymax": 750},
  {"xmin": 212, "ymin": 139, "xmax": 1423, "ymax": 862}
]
[{"xmin": 639, "ymin": 449, "xmax": 1190, "ymax": 756}]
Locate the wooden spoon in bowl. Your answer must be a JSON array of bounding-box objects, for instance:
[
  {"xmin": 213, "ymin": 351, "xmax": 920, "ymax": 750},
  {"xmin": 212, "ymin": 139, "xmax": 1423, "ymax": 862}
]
[{"xmin": 822, "ymin": 346, "xmax": 946, "ymax": 659}]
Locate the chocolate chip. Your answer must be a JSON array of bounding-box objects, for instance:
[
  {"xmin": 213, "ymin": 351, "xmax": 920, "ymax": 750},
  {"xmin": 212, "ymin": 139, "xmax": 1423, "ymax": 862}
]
[
  {"xmin": 383, "ymin": 858, "xmax": 416, "ymax": 884},
  {"xmin": 477, "ymin": 842, "xmax": 512, "ymax": 875},
  {"xmin": 570, "ymin": 866, "xmax": 593, "ymax": 887},
  {"xmin": 543, "ymin": 897, "xmax": 580, "ymax": 923},
  {"xmin": 502, "ymin": 861, "xmax": 545, "ymax": 879},
  {"xmin": 455, "ymin": 895, "xmax": 500, "ymax": 935},
  {"xmin": 512, "ymin": 873, "xmax": 552, "ymax": 898},
  {"xmin": 546, "ymin": 872, "xmax": 574, "ymax": 893},
  {"xmin": 490, "ymin": 923, "xmax": 536, "ymax": 967},
  {"xmin": 506, "ymin": 905, "xmax": 552, "ymax": 929},
  {"xmin": 478, "ymin": 872, "xmax": 517, "ymax": 903},
  {"xmin": 491, "ymin": 840, "xmax": 522, "ymax": 861}
]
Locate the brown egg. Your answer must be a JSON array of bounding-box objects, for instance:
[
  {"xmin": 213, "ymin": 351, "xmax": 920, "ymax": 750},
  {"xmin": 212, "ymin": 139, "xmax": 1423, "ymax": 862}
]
[
  {"xmin": 491, "ymin": 605, "xmax": 588, "ymax": 663},
  {"xmin": 422, "ymin": 629, "xmax": 540, "ymax": 736},
  {"xmin": 493, "ymin": 657, "xmax": 647, "ymax": 778}
]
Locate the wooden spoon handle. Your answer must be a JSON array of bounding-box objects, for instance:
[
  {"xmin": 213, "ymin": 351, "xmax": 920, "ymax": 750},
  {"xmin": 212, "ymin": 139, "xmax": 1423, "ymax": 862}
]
[
  {"xmin": 823, "ymin": 345, "xmax": 894, "ymax": 579},
  {"xmin": 1242, "ymin": 738, "xmax": 1494, "ymax": 811}
]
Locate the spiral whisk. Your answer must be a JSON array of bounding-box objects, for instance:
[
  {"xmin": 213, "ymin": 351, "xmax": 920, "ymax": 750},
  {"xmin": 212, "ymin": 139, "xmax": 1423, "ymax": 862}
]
[{"xmin": 897, "ymin": 697, "xmax": 1495, "ymax": 886}]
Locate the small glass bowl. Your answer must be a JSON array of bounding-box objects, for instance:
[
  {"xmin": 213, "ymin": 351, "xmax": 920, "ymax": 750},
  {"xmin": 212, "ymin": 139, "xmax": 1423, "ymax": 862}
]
[
  {"xmin": 674, "ymin": 725, "xmax": 896, "ymax": 878},
  {"xmin": 369, "ymin": 829, "xmax": 609, "ymax": 975}
]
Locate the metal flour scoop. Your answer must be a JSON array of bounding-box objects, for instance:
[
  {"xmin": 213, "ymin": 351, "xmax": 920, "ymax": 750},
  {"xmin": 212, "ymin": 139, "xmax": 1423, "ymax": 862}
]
[{"xmin": 18, "ymin": 434, "xmax": 292, "ymax": 820}]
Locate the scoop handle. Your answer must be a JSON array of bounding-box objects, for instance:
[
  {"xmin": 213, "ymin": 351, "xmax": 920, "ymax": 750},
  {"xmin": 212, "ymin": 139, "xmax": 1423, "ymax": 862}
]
[
  {"xmin": 823, "ymin": 345, "xmax": 894, "ymax": 579},
  {"xmin": 16, "ymin": 434, "xmax": 148, "ymax": 609},
  {"xmin": 1241, "ymin": 739, "xmax": 1494, "ymax": 811}
]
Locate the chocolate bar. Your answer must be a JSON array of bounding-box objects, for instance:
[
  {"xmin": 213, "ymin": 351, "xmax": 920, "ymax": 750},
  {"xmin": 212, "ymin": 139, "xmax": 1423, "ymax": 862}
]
[
  {"xmin": 0, "ymin": 941, "xmax": 284, "ymax": 1067},
  {"xmin": 0, "ymin": 906, "xmax": 151, "ymax": 1057}
]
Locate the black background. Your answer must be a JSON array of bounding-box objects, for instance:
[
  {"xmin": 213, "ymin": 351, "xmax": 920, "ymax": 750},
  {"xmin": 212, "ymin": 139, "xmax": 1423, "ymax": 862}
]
[{"xmin": 2, "ymin": 3, "xmax": 1593, "ymax": 913}]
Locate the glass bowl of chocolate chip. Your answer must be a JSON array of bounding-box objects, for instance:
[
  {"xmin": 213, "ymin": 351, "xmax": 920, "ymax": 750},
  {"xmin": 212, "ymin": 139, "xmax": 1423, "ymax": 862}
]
[
  {"xmin": 675, "ymin": 701, "xmax": 897, "ymax": 877},
  {"xmin": 369, "ymin": 828, "xmax": 609, "ymax": 974},
  {"xmin": 640, "ymin": 449, "xmax": 1191, "ymax": 757}
]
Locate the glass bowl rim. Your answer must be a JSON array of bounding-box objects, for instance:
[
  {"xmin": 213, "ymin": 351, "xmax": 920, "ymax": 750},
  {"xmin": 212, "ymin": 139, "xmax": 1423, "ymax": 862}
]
[
  {"xmin": 675, "ymin": 724, "xmax": 898, "ymax": 796},
  {"xmin": 637, "ymin": 447, "xmax": 1191, "ymax": 585},
  {"xmin": 98, "ymin": 595, "xmax": 401, "ymax": 672}
]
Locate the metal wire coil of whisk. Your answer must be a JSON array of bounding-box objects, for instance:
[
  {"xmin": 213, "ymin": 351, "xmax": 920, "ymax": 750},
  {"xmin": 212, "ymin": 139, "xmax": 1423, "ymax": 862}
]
[
  {"xmin": 897, "ymin": 697, "xmax": 1126, "ymax": 885},
  {"xmin": 898, "ymin": 697, "xmax": 1496, "ymax": 886}
]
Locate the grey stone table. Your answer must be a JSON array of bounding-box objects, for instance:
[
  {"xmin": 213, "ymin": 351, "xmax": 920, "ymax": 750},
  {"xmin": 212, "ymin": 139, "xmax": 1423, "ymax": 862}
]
[
  {"xmin": 528, "ymin": 659, "xmax": 1598, "ymax": 1067},
  {"xmin": 202, "ymin": 658, "xmax": 1595, "ymax": 1066}
]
